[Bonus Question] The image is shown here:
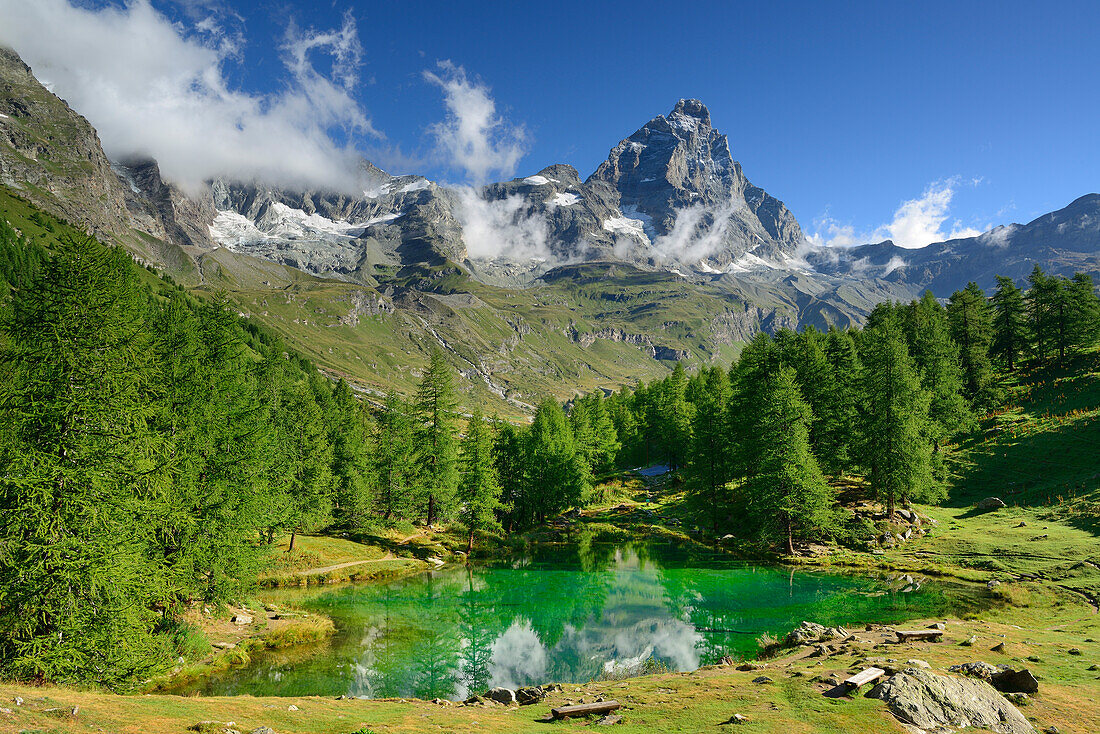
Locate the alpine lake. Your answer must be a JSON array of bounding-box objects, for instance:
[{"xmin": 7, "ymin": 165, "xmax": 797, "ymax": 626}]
[{"xmin": 170, "ymin": 534, "xmax": 989, "ymax": 700}]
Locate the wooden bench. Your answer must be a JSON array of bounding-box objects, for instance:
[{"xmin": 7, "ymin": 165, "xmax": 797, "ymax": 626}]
[
  {"xmin": 895, "ymin": 629, "xmax": 944, "ymax": 643},
  {"xmin": 551, "ymin": 700, "xmax": 621, "ymax": 720},
  {"xmin": 844, "ymin": 667, "xmax": 885, "ymax": 689}
]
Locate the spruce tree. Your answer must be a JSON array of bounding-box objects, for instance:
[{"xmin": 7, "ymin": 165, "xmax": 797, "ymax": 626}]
[
  {"xmin": 991, "ymin": 276, "xmax": 1028, "ymax": 371},
  {"xmin": 747, "ymin": 366, "xmax": 834, "ymax": 555},
  {"xmin": 457, "ymin": 409, "xmax": 504, "ymax": 555},
  {"xmin": 1027, "ymin": 266, "xmax": 1058, "ymax": 362},
  {"xmin": 1067, "ymin": 273, "xmax": 1100, "ymax": 353},
  {"xmin": 416, "ymin": 347, "xmax": 459, "ymax": 525}
]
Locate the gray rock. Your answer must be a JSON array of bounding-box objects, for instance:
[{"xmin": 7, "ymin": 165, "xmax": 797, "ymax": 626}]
[
  {"xmin": 596, "ymin": 714, "xmax": 622, "ymax": 725},
  {"xmin": 990, "ymin": 668, "xmax": 1040, "ymax": 694},
  {"xmin": 515, "ymin": 686, "xmax": 546, "ymax": 705},
  {"xmin": 949, "ymin": 661, "xmax": 1003, "ymax": 679},
  {"xmin": 977, "ymin": 497, "xmax": 1007, "ymax": 510},
  {"xmin": 485, "ymin": 687, "xmax": 516, "ymax": 705},
  {"xmin": 250, "ymin": 728, "xmax": 277, "ymax": 734},
  {"xmin": 231, "ymin": 614, "xmax": 253, "ymax": 625},
  {"xmin": 752, "ymin": 676, "xmax": 773, "ymax": 684},
  {"xmin": 868, "ymin": 668, "xmax": 1034, "ymax": 734}
]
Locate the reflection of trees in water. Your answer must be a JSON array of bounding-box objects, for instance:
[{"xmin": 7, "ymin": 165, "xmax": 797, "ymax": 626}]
[
  {"xmin": 176, "ymin": 544, "xmax": 988, "ymax": 699},
  {"xmin": 457, "ymin": 569, "xmax": 493, "ymax": 697},
  {"xmin": 410, "ymin": 574, "xmax": 460, "ymax": 700}
]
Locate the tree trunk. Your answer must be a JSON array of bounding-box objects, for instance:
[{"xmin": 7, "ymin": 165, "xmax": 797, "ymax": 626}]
[
  {"xmin": 288, "ymin": 528, "xmax": 297, "ymax": 552},
  {"xmin": 467, "ymin": 530, "xmax": 474, "ymax": 557},
  {"xmin": 786, "ymin": 517, "xmax": 795, "ymax": 556},
  {"xmin": 427, "ymin": 493, "xmax": 436, "ymax": 527}
]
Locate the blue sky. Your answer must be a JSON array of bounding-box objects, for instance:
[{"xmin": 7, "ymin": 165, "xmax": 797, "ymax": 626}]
[{"xmin": 2, "ymin": 0, "xmax": 1098, "ymax": 247}]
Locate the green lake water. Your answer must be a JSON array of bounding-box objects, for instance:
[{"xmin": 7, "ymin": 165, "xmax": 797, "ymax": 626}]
[{"xmin": 172, "ymin": 538, "xmax": 988, "ymax": 699}]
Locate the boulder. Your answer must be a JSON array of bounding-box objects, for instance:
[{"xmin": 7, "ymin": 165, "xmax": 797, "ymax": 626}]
[
  {"xmin": 231, "ymin": 614, "xmax": 253, "ymax": 625},
  {"xmin": 515, "ymin": 686, "xmax": 546, "ymax": 705},
  {"xmin": 990, "ymin": 668, "xmax": 1039, "ymax": 694},
  {"xmin": 751, "ymin": 676, "xmax": 773, "ymax": 684},
  {"xmin": 976, "ymin": 497, "xmax": 1007, "ymax": 511},
  {"xmin": 949, "ymin": 661, "xmax": 1003, "ymax": 679},
  {"xmin": 785, "ymin": 621, "xmax": 827, "ymax": 646},
  {"xmin": 486, "ymin": 687, "xmax": 516, "ymax": 705},
  {"xmin": 868, "ymin": 669, "xmax": 1034, "ymax": 734}
]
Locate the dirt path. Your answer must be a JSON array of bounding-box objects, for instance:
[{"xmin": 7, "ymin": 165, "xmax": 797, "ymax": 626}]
[{"xmin": 294, "ymin": 553, "xmax": 395, "ymax": 576}]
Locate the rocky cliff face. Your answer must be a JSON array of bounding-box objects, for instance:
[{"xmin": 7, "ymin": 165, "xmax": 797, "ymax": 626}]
[
  {"xmin": 0, "ymin": 46, "xmax": 209, "ymax": 268},
  {"xmin": 589, "ymin": 99, "xmax": 804, "ymax": 268}
]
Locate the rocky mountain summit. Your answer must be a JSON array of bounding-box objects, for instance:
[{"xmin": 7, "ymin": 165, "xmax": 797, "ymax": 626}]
[{"xmin": 195, "ymin": 99, "xmax": 807, "ymax": 283}]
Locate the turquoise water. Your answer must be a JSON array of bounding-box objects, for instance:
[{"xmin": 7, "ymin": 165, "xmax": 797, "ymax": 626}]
[{"xmin": 171, "ymin": 538, "xmax": 985, "ymax": 699}]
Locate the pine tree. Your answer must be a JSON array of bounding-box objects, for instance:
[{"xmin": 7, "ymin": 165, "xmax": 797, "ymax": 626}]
[
  {"xmin": 747, "ymin": 366, "xmax": 834, "ymax": 555},
  {"xmin": 659, "ymin": 362, "xmax": 694, "ymax": 470},
  {"xmin": 991, "ymin": 276, "xmax": 1028, "ymax": 371},
  {"xmin": 457, "ymin": 409, "xmax": 504, "ymax": 555},
  {"xmin": 328, "ymin": 379, "xmax": 374, "ymax": 530},
  {"xmin": 493, "ymin": 421, "xmax": 529, "ymax": 530},
  {"xmin": 416, "ymin": 347, "xmax": 459, "ymax": 525},
  {"xmin": 858, "ymin": 320, "xmax": 935, "ymax": 516}
]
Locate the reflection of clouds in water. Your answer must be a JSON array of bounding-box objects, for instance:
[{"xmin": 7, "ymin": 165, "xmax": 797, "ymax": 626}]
[
  {"xmin": 488, "ymin": 619, "xmax": 548, "ymax": 690},
  {"xmin": 349, "ymin": 624, "xmax": 385, "ymax": 697},
  {"xmin": 603, "ymin": 619, "xmax": 702, "ymax": 674}
]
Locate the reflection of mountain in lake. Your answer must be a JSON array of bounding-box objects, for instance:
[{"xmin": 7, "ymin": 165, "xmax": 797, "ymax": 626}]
[{"xmin": 167, "ymin": 539, "xmax": 987, "ymax": 699}]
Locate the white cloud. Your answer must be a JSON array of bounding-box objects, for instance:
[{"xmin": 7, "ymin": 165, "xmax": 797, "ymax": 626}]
[
  {"xmin": 454, "ymin": 187, "xmax": 552, "ymax": 261},
  {"xmin": 649, "ymin": 200, "xmax": 747, "ymax": 264},
  {"xmin": 0, "ymin": 0, "xmax": 379, "ymax": 193},
  {"xmin": 808, "ymin": 179, "xmax": 988, "ymax": 250},
  {"xmin": 424, "ymin": 61, "xmax": 527, "ymax": 184}
]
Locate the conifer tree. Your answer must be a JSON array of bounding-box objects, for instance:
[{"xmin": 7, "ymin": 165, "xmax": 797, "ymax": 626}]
[
  {"xmin": 457, "ymin": 409, "xmax": 504, "ymax": 554},
  {"xmin": 948, "ymin": 282, "xmax": 994, "ymax": 401},
  {"xmin": 991, "ymin": 276, "xmax": 1028, "ymax": 371},
  {"xmin": 688, "ymin": 366, "xmax": 732, "ymax": 533},
  {"xmin": 747, "ymin": 366, "xmax": 834, "ymax": 555},
  {"xmin": 1027, "ymin": 266, "xmax": 1058, "ymax": 362},
  {"xmin": 328, "ymin": 379, "xmax": 374, "ymax": 530},
  {"xmin": 1067, "ymin": 273, "xmax": 1100, "ymax": 354},
  {"xmin": 908, "ymin": 291, "xmax": 971, "ymax": 453},
  {"xmin": 416, "ymin": 347, "xmax": 459, "ymax": 525},
  {"xmin": 373, "ymin": 394, "xmax": 421, "ymax": 522},
  {"xmin": 819, "ymin": 327, "xmax": 862, "ymax": 477},
  {"xmin": 858, "ymin": 320, "xmax": 935, "ymax": 516},
  {"xmin": 0, "ymin": 234, "xmax": 169, "ymax": 685},
  {"xmin": 493, "ymin": 421, "xmax": 530, "ymax": 530},
  {"xmin": 526, "ymin": 398, "xmax": 590, "ymax": 520}
]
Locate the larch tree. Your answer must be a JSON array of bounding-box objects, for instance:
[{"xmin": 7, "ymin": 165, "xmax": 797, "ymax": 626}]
[
  {"xmin": 416, "ymin": 347, "xmax": 459, "ymax": 526},
  {"xmin": 991, "ymin": 275, "xmax": 1028, "ymax": 371},
  {"xmin": 858, "ymin": 320, "xmax": 935, "ymax": 516},
  {"xmin": 948, "ymin": 282, "xmax": 994, "ymax": 402},
  {"xmin": 457, "ymin": 408, "xmax": 504, "ymax": 555},
  {"xmin": 748, "ymin": 366, "xmax": 834, "ymax": 555}
]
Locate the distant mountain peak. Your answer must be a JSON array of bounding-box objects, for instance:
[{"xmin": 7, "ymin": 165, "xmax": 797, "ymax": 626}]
[{"xmin": 670, "ymin": 98, "xmax": 711, "ymax": 127}]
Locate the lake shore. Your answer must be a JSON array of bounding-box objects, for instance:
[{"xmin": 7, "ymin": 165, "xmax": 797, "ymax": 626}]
[{"xmin": 2, "ymin": 490, "xmax": 1097, "ymax": 734}]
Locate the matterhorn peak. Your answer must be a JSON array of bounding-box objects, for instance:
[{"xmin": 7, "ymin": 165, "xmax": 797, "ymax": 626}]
[{"xmin": 670, "ymin": 99, "xmax": 711, "ymax": 127}]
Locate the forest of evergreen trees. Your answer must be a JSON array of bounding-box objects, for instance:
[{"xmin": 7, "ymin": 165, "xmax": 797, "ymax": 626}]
[{"xmin": 0, "ymin": 210, "xmax": 1098, "ymax": 686}]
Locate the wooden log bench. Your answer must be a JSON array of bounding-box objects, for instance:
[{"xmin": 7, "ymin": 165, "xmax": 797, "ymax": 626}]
[
  {"xmin": 844, "ymin": 667, "xmax": 885, "ymax": 690},
  {"xmin": 550, "ymin": 700, "xmax": 621, "ymax": 720},
  {"xmin": 895, "ymin": 629, "xmax": 944, "ymax": 643}
]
